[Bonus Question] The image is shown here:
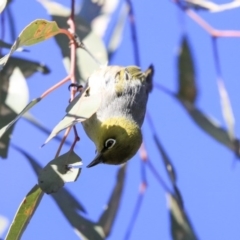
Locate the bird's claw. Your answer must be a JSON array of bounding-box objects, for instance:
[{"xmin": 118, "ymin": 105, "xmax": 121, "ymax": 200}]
[{"xmin": 68, "ymin": 83, "xmax": 83, "ymax": 92}]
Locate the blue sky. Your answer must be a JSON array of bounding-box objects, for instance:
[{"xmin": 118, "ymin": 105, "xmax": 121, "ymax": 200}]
[{"xmin": 1, "ymin": 0, "xmax": 240, "ymax": 239}]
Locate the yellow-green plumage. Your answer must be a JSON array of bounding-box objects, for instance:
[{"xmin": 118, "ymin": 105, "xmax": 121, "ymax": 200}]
[{"xmin": 82, "ymin": 65, "xmax": 154, "ymax": 167}]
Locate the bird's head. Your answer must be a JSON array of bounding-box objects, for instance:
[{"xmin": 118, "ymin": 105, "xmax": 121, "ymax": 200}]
[{"xmin": 87, "ymin": 117, "xmax": 142, "ymax": 167}]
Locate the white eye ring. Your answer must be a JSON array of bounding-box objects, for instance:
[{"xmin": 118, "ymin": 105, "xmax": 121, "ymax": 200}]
[{"xmin": 105, "ymin": 138, "xmax": 116, "ymax": 149}]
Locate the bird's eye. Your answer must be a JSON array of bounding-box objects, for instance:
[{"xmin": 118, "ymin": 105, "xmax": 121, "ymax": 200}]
[{"xmin": 105, "ymin": 138, "xmax": 116, "ymax": 149}]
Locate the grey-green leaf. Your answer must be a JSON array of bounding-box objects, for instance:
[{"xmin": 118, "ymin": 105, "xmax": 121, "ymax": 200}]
[
  {"xmin": 19, "ymin": 147, "xmax": 103, "ymax": 239},
  {"xmin": 0, "ymin": 98, "xmax": 41, "ymax": 140},
  {"xmin": 181, "ymin": 100, "xmax": 235, "ymax": 151},
  {"xmin": 168, "ymin": 194, "xmax": 197, "ymax": 240},
  {"xmin": 5, "ymin": 56, "xmax": 50, "ymax": 78},
  {"xmin": 0, "ymin": 66, "xmax": 28, "ymax": 158},
  {"xmin": 22, "ymin": 112, "xmax": 71, "ymax": 145},
  {"xmin": 98, "ymin": 164, "xmax": 126, "ymax": 237},
  {"xmin": 39, "ymin": 1, "xmax": 108, "ymax": 85},
  {"xmin": 43, "ymin": 88, "xmax": 101, "ymax": 145},
  {"xmin": 38, "ymin": 151, "xmax": 82, "ymax": 194}
]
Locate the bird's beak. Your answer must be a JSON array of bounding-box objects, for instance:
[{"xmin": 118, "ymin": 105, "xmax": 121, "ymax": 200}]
[{"xmin": 87, "ymin": 152, "xmax": 103, "ymax": 168}]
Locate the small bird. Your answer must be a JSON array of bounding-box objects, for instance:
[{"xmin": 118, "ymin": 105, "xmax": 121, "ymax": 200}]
[{"xmin": 82, "ymin": 65, "xmax": 154, "ymax": 168}]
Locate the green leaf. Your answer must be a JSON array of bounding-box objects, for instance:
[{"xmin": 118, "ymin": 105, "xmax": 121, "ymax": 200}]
[
  {"xmin": 0, "ymin": 98, "xmax": 41, "ymax": 140},
  {"xmin": 177, "ymin": 37, "xmax": 197, "ymax": 104},
  {"xmin": 0, "ymin": 19, "xmax": 61, "ymax": 69},
  {"xmin": 39, "ymin": 1, "xmax": 108, "ymax": 85},
  {"xmin": 5, "ymin": 185, "xmax": 43, "ymax": 240},
  {"xmin": 43, "ymin": 87, "xmax": 101, "ymax": 145},
  {"xmin": 168, "ymin": 194, "xmax": 197, "ymax": 240},
  {"xmin": 12, "ymin": 145, "xmax": 87, "ymax": 213},
  {"xmin": 18, "ymin": 146, "xmax": 104, "ymax": 239},
  {"xmin": 98, "ymin": 164, "xmax": 126, "ymax": 237},
  {"xmin": 38, "ymin": 151, "xmax": 82, "ymax": 194}
]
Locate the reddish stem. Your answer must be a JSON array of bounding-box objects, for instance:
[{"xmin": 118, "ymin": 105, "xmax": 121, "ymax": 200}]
[
  {"xmin": 40, "ymin": 75, "xmax": 70, "ymax": 99},
  {"xmin": 55, "ymin": 127, "xmax": 72, "ymax": 158},
  {"xmin": 177, "ymin": 4, "xmax": 240, "ymax": 38},
  {"xmin": 59, "ymin": 29, "xmax": 75, "ymax": 41},
  {"xmin": 54, "ymin": 0, "xmax": 78, "ymax": 158}
]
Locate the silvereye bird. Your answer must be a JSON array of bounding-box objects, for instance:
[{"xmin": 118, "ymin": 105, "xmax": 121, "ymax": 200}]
[{"xmin": 83, "ymin": 65, "xmax": 154, "ymax": 168}]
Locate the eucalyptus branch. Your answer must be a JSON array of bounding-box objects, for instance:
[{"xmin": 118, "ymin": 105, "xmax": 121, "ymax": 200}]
[
  {"xmin": 53, "ymin": 0, "xmax": 78, "ymax": 158},
  {"xmin": 175, "ymin": 1, "xmax": 240, "ymax": 38}
]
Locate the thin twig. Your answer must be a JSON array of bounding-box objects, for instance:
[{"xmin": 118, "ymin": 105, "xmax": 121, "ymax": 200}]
[
  {"xmin": 211, "ymin": 38, "xmax": 222, "ymax": 78},
  {"xmin": 146, "ymin": 160, "xmax": 172, "ymax": 193},
  {"xmin": 154, "ymin": 83, "xmax": 176, "ymax": 97},
  {"xmin": 40, "ymin": 75, "xmax": 70, "ymax": 99},
  {"xmin": 176, "ymin": 4, "xmax": 240, "ymax": 38},
  {"xmin": 124, "ymin": 143, "xmax": 149, "ymax": 240},
  {"xmin": 55, "ymin": 127, "xmax": 72, "ymax": 158},
  {"xmin": 126, "ymin": 0, "xmax": 140, "ymax": 66},
  {"xmin": 124, "ymin": 182, "xmax": 146, "ymax": 240},
  {"xmin": 54, "ymin": 0, "xmax": 78, "ymax": 158},
  {"xmin": 0, "ymin": 12, "xmax": 5, "ymax": 56}
]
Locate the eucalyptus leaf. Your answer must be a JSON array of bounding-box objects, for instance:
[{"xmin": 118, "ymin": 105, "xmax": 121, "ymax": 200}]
[
  {"xmin": 43, "ymin": 87, "xmax": 101, "ymax": 145},
  {"xmin": 39, "ymin": 1, "xmax": 108, "ymax": 85},
  {"xmin": 5, "ymin": 185, "xmax": 43, "ymax": 240},
  {"xmin": 0, "ymin": 98, "xmax": 41, "ymax": 140},
  {"xmin": 79, "ymin": 0, "xmax": 120, "ymax": 38},
  {"xmin": 0, "ymin": 19, "xmax": 61, "ymax": 69},
  {"xmin": 22, "ymin": 112, "xmax": 71, "ymax": 145},
  {"xmin": 0, "ymin": 0, "xmax": 7, "ymax": 13},
  {"xmin": 0, "ymin": 56, "xmax": 49, "ymax": 158},
  {"xmin": 185, "ymin": 0, "xmax": 240, "ymax": 12},
  {"xmin": 0, "ymin": 40, "xmax": 27, "ymax": 51},
  {"xmin": 0, "ymin": 67, "xmax": 28, "ymax": 158},
  {"xmin": 5, "ymin": 56, "xmax": 50, "ymax": 78},
  {"xmin": 177, "ymin": 37, "xmax": 197, "ymax": 104},
  {"xmin": 19, "ymin": 146, "xmax": 104, "ymax": 239},
  {"xmin": 38, "ymin": 151, "xmax": 82, "ymax": 194},
  {"xmin": 181, "ymin": 100, "xmax": 235, "ymax": 151},
  {"xmin": 13, "ymin": 144, "xmax": 87, "ymax": 213},
  {"xmin": 5, "ymin": 67, "xmax": 29, "ymax": 114},
  {"xmin": 217, "ymin": 79, "xmax": 235, "ymax": 140},
  {"xmin": 153, "ymin": 134, "xmax": 177, "ymax": 183},
  {"xmin": 98, "ymin": 164, "xmax": 126, "ymax": 237},
  {"xmin": 168, "ymin": 194, "xmax": 197, "ymax": 240}
]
